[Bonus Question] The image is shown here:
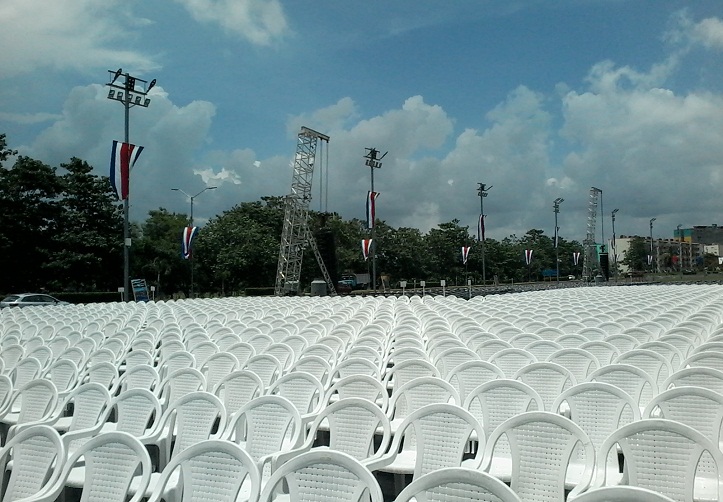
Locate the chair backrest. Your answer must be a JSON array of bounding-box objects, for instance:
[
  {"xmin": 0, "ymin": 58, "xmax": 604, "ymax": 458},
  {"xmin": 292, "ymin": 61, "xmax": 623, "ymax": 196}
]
[
  {"xmin": 463, "ymin": 379, "xmax": 543, "ymax": 443},
  {"xmin": 157, "ymin": 368, "xmax": 206, "ymax": 408},
  {"xmin": 223, "ymin": 395, "xmax": 303, "ymax": 464},
  {"xmin": 596, "ymin": 419, "xmax": 723, "ymax": 502},
  {"xmin": 259, "ymin": 450, "xmax": 383, "ymax": 502},
  {"xmin": 62, "ymin": 382, "xmax": 112, "ymax": 433},
  {"xmin": 160, "ymin": 391, "xmax": 227, "ymax": 463},
  {"xmin": 588, "ymin": 363, "xmax": 658, "ymax": 409},
  {"xmin": 489, "ymin": 348, "xmax": 538, "ymax": 377},
  {"xmin": 482, "ymin": 411, "xmax": 595, "ymax": 502},
  {"xmin": 11, "ymin": 356, "xmax": 42, "ymax": 390},
  {"xmin": 213, "ymin": 370, "xmax": 264, "ymax": 418},
  {"xmin": 200, "ymin": 352, "xmax": 239, "ymax": 392},
  {"xmin": 289, "ymin": 355, "xmax": 332, "ymax": 386},
  {"xmin": 643, "ymin": 386, "xmax": 723, "ymax": 446},
  {"xmin": 0, "ymin": 424, "xmax": 64, "ymax": 501},
  {"xmin": 44, "ymin": 359, "xmax": 79, "ymax": 395},
  {"xmin": 332, "ymin": 358, "xmax": 381, "ymax": 380},
  {"xmin": 446, "ymin": 360, "xmax": 504, "ymax": 404},
  {"xmin": 552, "ymin": 381, "xmax": 641, "ymax": 468},
  {"xmin": 268, "ymin": 371, "xmax": 325, "ymax": 418},
  {"xmin": 524, "ymin": 340, "xmax": 564, "ymax": 362},
  {"xmin": 384, "ymin": 403, "xmax": 485, "ymax": 478},
  {"xmin": 383, "ymin": 360, "xmax": 440, "ymax": 390},
  {"xmin": 11, "ymin": 379, "xmax": 58, "ymax": 427},
  {"xmin": 547, "ymin": 348, "xmax": 600, "ymax": 383},
  {"xmin": 226, "ymin": 342, "xmax": 255, "ymax": 367},
  {"xmin": 323, "ymin": 374, "xmax": 389, "ymax": 412},
  {"xmin": 388, "ymin": 376, "xmax": 460, "ymax": 423},
  {"xmin": 54, "ymin": 431, "xmax": 152, "ymax": 502},
  {"xmin": 663, "ymin": 366, "xmax": 723, "ymax": 395},
  {"xmin": 105, "ymin": 388, "xmax": 162, "ymax": 438},
  {"xmin": 0, "ymin": 374, "xmax": 13, "ymax": 413},
  {"xmin": 514, "ymin": 362, "xmax": 576, "ymax": 411},
  {"xmin": 580, "ymin": 341, "xmax": 621, "ymax": 366},
  {"xmin": 615, "ymin": 349, "xmax": 674, "ymax": 390},
  {"xmin": 572, "ymin": 486, "xmax": 675, "ymax": 502},
  {"xmin": 189, "ymin": 340, "xmax": 218, "ymax": 368},
  {"xmin": 243, "ymin": 354, "xmax": 282, "ymax": 390},
  {"xmin": 120, "ymin": 364, "xmax": 160, "ymax": 393},
  {"xmin": 433, "ymin": 347, "xmax": 479, "ymax": 378},
  {"xmin": 393, "ymin": 467, "xmax": 522, "ymax": 502},
  {"xmin": 147, "ymin": 439, "xmax": 261, "ymax": 502},
  {"xmin": 306, "ymin": 397, "xmax": 392, "ymax": 463}
]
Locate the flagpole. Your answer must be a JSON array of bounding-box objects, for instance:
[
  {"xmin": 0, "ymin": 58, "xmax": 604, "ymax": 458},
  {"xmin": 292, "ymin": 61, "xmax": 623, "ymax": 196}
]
[
  {"xmin": 477, "ymin": 183, "xmax": 492, "ymax": 286},
  {"xmin": 364, "ymin": 148, "xmax": 385, "ymax": 294}
]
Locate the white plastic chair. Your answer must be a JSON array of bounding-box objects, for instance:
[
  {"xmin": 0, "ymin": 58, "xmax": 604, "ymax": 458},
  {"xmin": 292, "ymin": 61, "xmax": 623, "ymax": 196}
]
[
  {"xmin": 572, "ymin": 486, "xmax": 675, "ymax": 502},
  {"xmin": 0, "ymin": 424, "xmax": 65, "ymax": 501},
  {"xmin": 615, "ymin": 349, "xmax": 674, "ymax": 390},
  {"xmin": 383, "ymin": 360, "xmax": 440, "ymax": 394},
  {"xmin": 9, "ymin": 357, "xmax": 42, "ymax": 393},
  {"xmin": 489, "ymin": 348, "xmax": 537, "ymax": 378},
  {"xmin": 367, "ymin": 402, "xmax": 484, "ymax": 490},
  {"xmin": 0, "ymin": 379, "xmax": 58, "ymax": 445},
  {"xmin": 393, "ymin": 467, "xmax": 522, "ymax": 502},
  {"xmin": 277, "ymin": 397, "xmax": 392, "ymax": 466},
  {"xmin": 481, "ymin": 411, "xmax": 594, "ymax": 502},
  {"xmin": 222, "ymin": 395, "xmax": 303, "ymax": 487},
  {"xmin": 387, "ymin": 377, "xmax": 459, "ymax": 433},
  {"xmin": 433, "ymin": 347, "xmax": 479, "ymax": 378},
  {"xmin": 594, "ymin": 419, "xmax": 723, "ymax": 502},
  {"xmin": 45, "ymin": 382, "xmax": 111, "ymax": 443},
  {"xmin": 43, "ymin": 359, "xmax": 79, "ymax": 401},
  {"xmin": 159, "ymin": 350, "xmax": 196, "ymax": 381},
  {"xmin": 289, "ymin": 355, "xmax": 332, "ymax": 387},
  {"xmin": 243, "ymin": 354, "xmax": 283, "ymax": 391},
  {"xmin": 35, "ymin": 431, "xmax": 152, "ymax": 502},
  {"xmin": 0, "ymin": 375, "xmax": 12, "ymax": 416},
  {"xmin": 156, "ymin": 368, "xmax": 206, "ymax": 410},
  {"xmin": 588, "ymin": 364, "xmax": 658, "ymax": 411},
  {"xmin": 268, "ymin": 371, "xmax": 325, "ymax": 426},
  {"xmin": 226, "ymin": 341, "xmax": 256, "ymax": 367},
  {"xmin": 119, "ymin": 363, "xmax": 160, "ymax": 393},
  {"xmin": 145, "ymin": 391, "xmax": 227, "ymax": 470},
  {"xmin": 548, "ymin": 348, "xmax": 600, "ymax": 384},
  {"xmin": 446, "ymin": 359, "xmax": 504, "ymax": 404},
  {"xmin": 147, "ymin": 439, "xmax": 261, "ymax": 502},
  {"xmin": 463, "ymin": 379, "xmax": 543, "ymax": 480},
  {"xmin": 259, "ymin": 449, "xmax": 383, "ymax": 502}
]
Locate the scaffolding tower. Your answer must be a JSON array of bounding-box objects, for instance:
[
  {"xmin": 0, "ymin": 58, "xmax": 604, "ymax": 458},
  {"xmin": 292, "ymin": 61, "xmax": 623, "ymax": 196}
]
[
  {"xmin": 582, "ymin": 187, "xmax": 601, "ymax": 281},
  {"xmin": 274, "ymin": 127, "xmax": 337, "ymax": 296}
]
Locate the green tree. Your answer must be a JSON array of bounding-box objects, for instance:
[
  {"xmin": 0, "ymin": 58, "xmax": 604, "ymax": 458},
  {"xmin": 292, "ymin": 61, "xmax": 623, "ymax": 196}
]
[
  {"xmin": 133, "ymin": 208, "xmax": 190, "ymax": 297},
  {"xmin": 0, "ymin": 155, "xmax": 61, "ymax": 292},
  {"xmin": 621, "ymin": 236, "xmax": 647, "ymax": 274},
  {"xmin": 46, "ymin": 158, "xmax": 123, "ymax": 291},
  {"xmin": 425, "ymin": 220, "xmax": 472, "ymax": 283}
]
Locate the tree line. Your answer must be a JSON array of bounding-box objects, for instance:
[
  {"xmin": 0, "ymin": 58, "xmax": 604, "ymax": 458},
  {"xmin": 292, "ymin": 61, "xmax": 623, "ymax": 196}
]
[{"xmin": 1, "ymin": 133, "xmax": 591, "ymax": 297}]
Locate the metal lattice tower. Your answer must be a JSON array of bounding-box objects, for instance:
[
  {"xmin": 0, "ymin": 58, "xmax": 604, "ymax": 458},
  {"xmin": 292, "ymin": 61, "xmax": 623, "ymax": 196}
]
[
  {"xmin": 275, "ymin": 127, "xmax": 336, "ymax": 296},
  {"xmin": 582, "ymin": 187, "xmax": 601, "ymax": 281}
]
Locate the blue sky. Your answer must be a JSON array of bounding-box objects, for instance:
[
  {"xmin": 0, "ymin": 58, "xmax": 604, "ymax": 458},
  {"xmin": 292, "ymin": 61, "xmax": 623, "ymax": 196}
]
[{"xmin": 2, "ymin": 0, "xmax": 723, "ymax": 245}]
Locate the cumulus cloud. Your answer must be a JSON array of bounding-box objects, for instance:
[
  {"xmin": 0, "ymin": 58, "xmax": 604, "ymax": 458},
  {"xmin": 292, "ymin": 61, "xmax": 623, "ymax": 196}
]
[
  {"xmin": 173, "ymin": 0, "xmax": 288, "ymax": 45},
  {"xmin": 0, "ymin": 0, "xmax": 157, "ymax": 77},
  {"xmin": 692, "ymin": 17, "xmax": 723, "ymax": 50},
  {"xmin": 0, "ymin": 112, "xmax": 62, "ymax": 125}
]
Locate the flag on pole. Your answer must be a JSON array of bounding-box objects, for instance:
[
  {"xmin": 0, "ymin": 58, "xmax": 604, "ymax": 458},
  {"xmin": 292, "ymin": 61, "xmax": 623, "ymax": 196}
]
[
  {"xmin": 181, "ymin": 226, "xmax": 198, "ymax": 259},
  {"xmin": 361, "ymin": 239, "xmax": 373, "ymax": 261},
  {"xmin": 647, "ymin": 254, "xmax": 653, "ymax": 266},
  {"xmin": 525, "ymin": 249, "xmax": 533, "ymax": 265},
  {"xmin": 554, "ymin": 226, "xmax": 559, "ymax": 249},
  {"xmin": 478, "ymin": 214, "xmax": 486, "ymax": 242},
  {"xmin": 109, "ymin": 140, "xmax": 143, "ymax": 200},
  {"xmin": 366, "ymin": 191, "xmax": 380, "ymax": 229},
  {"xmin": 462, "ymin": 246, "xmax": 471, "ymax": 264},
  {"xmin": 573, "ymin": 251, "xmax": 581, "ymax": 265}
]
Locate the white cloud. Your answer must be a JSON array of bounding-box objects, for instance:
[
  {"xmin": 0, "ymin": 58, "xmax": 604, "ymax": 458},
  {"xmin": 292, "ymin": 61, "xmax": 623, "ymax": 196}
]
[
  {"xmin": 0, "ymin": 112, "xmax": 61, "ymax": 125},
  {"xmin": 692, "ymin": 17, "xmax": 723, "ymax": 50},
  {"xmin": 666, "ymin": 11, "xmax": 723, "ymax": 52},
  {"xmin": 0, "ymin": 0, "xmax": 157, "ymax": 77},
  {"xmin": 173, "ymin": 0, "xmax": 288, "ymax": 45}
]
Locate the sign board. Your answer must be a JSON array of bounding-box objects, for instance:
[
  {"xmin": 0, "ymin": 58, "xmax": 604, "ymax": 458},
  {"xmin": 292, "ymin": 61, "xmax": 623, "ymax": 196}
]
[
  {"xmin": 420, "ymin": 281, "xmax": 426, "ymax": 287},
  {"xmin": 399, "ymin": 281, "xmax": 407, "ymax": 288},
  {"xmin": 131, "ymin": 279, "xmax": 150, "ymax": 302},
  {"xmin": 440, "ymin": 280, "xmax": 446, "ymax": 287}
]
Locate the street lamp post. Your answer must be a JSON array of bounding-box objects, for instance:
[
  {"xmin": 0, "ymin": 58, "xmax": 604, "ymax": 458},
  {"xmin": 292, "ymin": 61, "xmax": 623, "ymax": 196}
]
[
  {"xmin": 171, "ymin": 186, "xmax": 217, "ymax": 297},
  {"xmin": 611, "ymin": 209, "xmax": 619, "ymax": 282},
  {"xmin": 649, "ymin": 217, "xmax": 656, "ymax": 274},
  {"xmin": 106, "ymin": 69, "xmax": 156, "ymax": 301},
  {"xmin": 477, "ymin": 183, "xmax": 492, "ymax": 286},
  {"xmin": 553, "ymin": 198, "xmax": 564, "ymax": 283}
]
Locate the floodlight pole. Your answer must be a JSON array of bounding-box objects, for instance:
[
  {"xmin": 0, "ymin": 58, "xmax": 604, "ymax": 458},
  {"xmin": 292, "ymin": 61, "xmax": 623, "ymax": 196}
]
[
  {"xmin": 553, "ymin": 198, "xmax": 564, "ymax": 283},
  {"xmin": 171, "ymin": 187, "xmax": 217, "ymax": 298},
  {"xmin": 611, "ymin": 209, "xmax": 619, "ymax": 282},
  {"xmin": 677, "ymin": 224, "xmax": 683, "ymax": 278},
  {"xmin": 477, "ymin": 183, "xmax": 492, "ymax": 286},
  {"xmin": 364, "ymin": 148, "xmax": 385, "ymax": 294},
  {"xmin": 106, "ymin": 69, "xmax": 155, "ymax": 301},
  {"xmin": 649, "ymin": 217, "xmax": 656, "ymax": 274}
]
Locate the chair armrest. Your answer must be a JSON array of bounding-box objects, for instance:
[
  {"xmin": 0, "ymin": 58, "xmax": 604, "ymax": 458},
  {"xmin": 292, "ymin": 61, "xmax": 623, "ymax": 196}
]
[{"xmin": 363, "ymin": 451, "xmax": 396, "ymax": 473}]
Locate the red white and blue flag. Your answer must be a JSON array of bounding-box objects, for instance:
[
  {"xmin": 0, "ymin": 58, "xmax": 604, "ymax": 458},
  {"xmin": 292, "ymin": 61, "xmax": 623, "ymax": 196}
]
[
  {"xmin": 462, "ymin": 246, "xmax": 471, "ymax": 265},
  {"xmin": 525, "ymin": 249, "xmax": 533, "ymax": 265},
  {"xmin": 366, "ymin": 191, "xmax": 380, "ymax": 229},
  {"xmin": 478, "ymin": 214, "xmax": 486, "ymax": 242},
  {"xmin": 361, "ymin": 239, "xmax": 373, "ymax": 261},
  {"xmin": 110, "ymin": 140, "xmax": 143, "ymax": 200},
  {"xmin": 182, "ymin": 226, "xmax": 198, "ymax": 259}
]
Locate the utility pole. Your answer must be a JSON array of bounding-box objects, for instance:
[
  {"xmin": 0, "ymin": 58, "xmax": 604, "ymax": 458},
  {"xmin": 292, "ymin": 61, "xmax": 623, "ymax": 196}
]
[
  {"xmin": 106, "ymin": 69, "xmax": 156, "ymax": 301},
  {"xmin": 677, "ymin": 224, "xmax": 683, "ymax": 279},
  {"xmin": 171, "ymin": 186, "xmax": 217, "ymax": 297},
  {"xmin": 477, "ymin": 183, "xmax": 492, "ymax": 286},
  {"xmin": 649, "ymin": 217, "xmax": 657, "ymax": 275},
  {"xmin": 553, "ymin": 198, "xmax": 564, "ymax": 283},
  {"xmin": 364, "ymin": 148, "xmax": 386, "ymax": 294}
]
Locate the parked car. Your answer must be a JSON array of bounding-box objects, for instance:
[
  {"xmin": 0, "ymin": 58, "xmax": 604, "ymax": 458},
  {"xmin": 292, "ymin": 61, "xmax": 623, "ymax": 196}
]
[{"xmin": 0, "ymin": 293, "xmax": 69, "ymax": 308}]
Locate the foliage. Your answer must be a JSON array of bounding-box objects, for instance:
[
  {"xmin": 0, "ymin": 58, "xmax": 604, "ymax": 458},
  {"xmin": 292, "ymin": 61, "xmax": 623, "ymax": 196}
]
[{"xmin": 621, "ymin": 236, "xmax": 648, "ymax": 272}]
